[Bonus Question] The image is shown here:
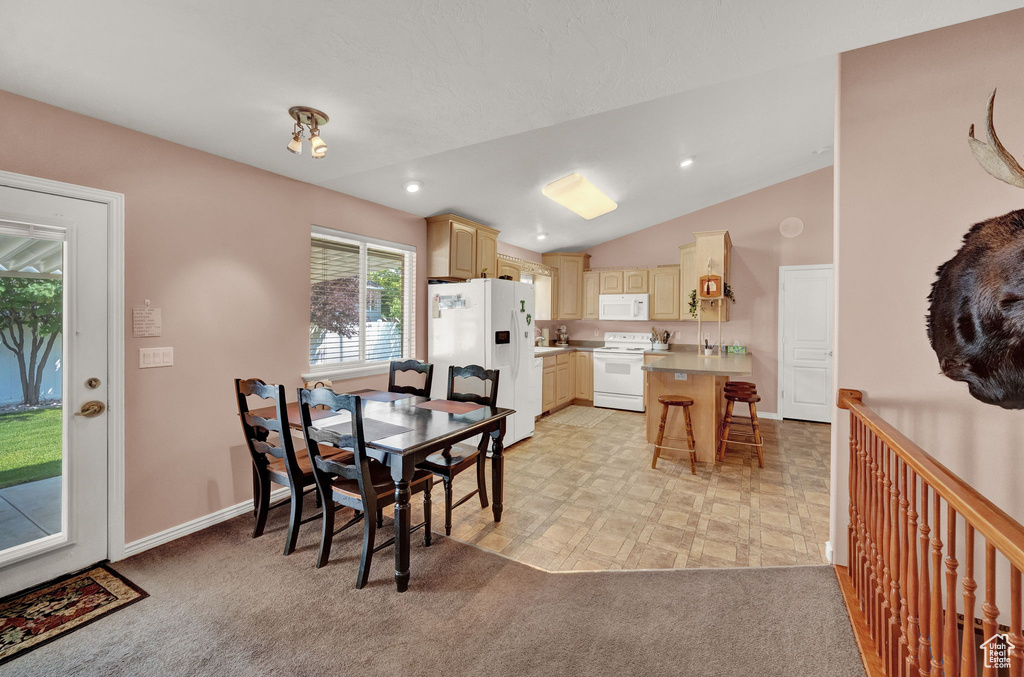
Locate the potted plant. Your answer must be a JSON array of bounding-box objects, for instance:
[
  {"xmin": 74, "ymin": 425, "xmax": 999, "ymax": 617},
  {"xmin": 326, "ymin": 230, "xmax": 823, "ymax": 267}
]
[{"xmin": 688, "ymin": 283, "xmax": 735, "ymax": 319}]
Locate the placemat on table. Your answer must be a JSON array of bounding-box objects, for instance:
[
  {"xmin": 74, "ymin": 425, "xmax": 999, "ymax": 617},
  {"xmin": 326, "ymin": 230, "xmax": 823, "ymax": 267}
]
[
  {"xmin": 416, "ymin": 400, "xmax": 484, "ymax": 414},
  {"xmin": 351, "ymin": 390, "xmax": 415, "ymax": 402},
  {"xmin": 317, "ymin": 413, "xmax": 412, "ymax": 441}
]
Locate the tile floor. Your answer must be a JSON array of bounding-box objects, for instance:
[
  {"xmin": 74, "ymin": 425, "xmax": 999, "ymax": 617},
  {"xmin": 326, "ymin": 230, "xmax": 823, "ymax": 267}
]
[{"xmin": 446, "ymin": 407, "xmax": 831, "ymax": 571}]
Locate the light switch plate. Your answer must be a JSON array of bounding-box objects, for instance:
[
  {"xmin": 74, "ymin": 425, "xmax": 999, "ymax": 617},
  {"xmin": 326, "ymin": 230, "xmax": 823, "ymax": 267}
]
[{"xmin": 139, "ymin": 347, "xmax": 173, "ymax": 368}]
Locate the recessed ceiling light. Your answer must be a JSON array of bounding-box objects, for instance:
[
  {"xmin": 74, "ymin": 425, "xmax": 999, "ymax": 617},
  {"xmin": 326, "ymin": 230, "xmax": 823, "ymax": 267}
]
[
  {"xmin": 403, "ymin": 180, "xmax": 424, "ymax": 193},
  {"xmin": 537, "ymin": 233, "xmax": 547, "ymax": 240},
  {"xmin": 541, "ymin": 173, "xmax": 617, "ymax": 220},
  {"xmin": 679, "ymin": 157, "xmax": 695, "ymax": 168}
]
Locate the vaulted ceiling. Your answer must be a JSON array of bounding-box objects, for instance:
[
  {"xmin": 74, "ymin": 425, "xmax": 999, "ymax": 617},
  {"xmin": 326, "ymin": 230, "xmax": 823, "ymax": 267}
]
[{"xmin": 1, "ymin": 1, "xmax": 1021, "ymax": 250}]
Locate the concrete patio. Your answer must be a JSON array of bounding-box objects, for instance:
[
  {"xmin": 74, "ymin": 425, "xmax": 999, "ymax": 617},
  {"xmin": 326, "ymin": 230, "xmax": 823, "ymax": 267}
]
[{"xmin": 0, "ymin": 476, "xmax": 61, "ymax": 551}]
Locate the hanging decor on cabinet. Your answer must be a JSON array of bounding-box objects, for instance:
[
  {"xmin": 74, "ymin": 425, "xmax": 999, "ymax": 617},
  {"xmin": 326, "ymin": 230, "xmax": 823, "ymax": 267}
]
[
  {"xmin": 927, "ymin": 89, "xmax": 1024, "ymax": 409},
  {"xmin": 688, "ymin": 284, "xmax": 735, "ymax": 319}
]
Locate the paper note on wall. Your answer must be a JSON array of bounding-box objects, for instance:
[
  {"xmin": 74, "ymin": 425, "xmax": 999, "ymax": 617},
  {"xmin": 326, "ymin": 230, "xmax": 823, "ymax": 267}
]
[{"xmin": 133, "ymin": 307, "xmax": 162, "ymax": 337}]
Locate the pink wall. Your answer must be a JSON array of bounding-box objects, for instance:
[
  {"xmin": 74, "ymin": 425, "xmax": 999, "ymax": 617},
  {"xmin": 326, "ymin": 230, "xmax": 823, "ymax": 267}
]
[
  {"xmin": 497, "ymin": 240, "xmax": 543, "ymax": 263},
  {"xmin": 539, "ymin": 167, "xmax": 834, "ymax": 413},
  {"xmin": 832, "ymin": 8, "xmax": 1024, "ymax": 564},
  {"xmin": 0, "ymin": 90, "xmax": 427, "ymax": 542}
]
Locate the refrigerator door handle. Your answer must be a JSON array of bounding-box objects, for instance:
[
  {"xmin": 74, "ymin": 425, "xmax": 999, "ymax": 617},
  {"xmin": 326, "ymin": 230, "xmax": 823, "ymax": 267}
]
[{"xmin": 510, "ymin": 308, "xmax": 520, "ymax": 379}]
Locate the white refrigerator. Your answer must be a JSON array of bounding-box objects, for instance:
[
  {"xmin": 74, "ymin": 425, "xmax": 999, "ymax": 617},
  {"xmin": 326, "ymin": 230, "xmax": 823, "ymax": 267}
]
[{"xmin": 428, "ymin": 278, "xmax": 536, "ymax": 446}]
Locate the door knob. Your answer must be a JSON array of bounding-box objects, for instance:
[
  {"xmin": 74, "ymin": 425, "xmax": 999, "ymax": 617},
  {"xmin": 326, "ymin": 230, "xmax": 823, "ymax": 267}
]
[{"xmin": 74, "ymin": 400, "xmax": 106, "ymax": 418}]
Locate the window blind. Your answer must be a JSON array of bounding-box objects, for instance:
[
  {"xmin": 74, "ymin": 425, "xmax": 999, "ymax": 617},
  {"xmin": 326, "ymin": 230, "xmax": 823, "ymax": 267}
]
[{"xmin": 309, "ymin": 229, "xmax": 415, "ymax": 369}]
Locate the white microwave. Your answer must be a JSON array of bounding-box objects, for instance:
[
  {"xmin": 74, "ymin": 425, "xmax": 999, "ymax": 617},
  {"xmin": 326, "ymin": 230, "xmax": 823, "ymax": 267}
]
[{"xmin": 599, "ymin": 294, "xmax": 649, "ymax": 321}]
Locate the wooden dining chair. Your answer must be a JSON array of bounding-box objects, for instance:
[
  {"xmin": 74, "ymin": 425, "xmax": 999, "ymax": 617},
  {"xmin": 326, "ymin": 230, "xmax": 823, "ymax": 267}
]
[
  {"xmin": 235, "ymin": 378, "xmax": 350, "ymax": 556},
  {"xmin": 297, "ymin": 386, "xmax": 433, "ymax": 588},
  {"xmin": 416, "ymin": 365, "xmax": 499, "ymax": 536},
  {"xmin": 388, "ymin": 359, "xmax": 434, "ymax": 398}
]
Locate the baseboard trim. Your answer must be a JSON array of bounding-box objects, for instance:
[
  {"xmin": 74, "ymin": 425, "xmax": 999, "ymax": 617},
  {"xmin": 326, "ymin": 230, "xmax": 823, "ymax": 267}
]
[
  {"xmin": 120, "ymin": 487, "xmax": 290, "ymax": 559},
  {"xmin": 757, "ymin": 411, "xmax": 781, "ymax": 420}
]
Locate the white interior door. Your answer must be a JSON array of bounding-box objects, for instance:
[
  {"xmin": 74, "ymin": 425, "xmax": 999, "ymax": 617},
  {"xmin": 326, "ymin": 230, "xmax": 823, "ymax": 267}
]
[
  {"xmin": 0, "ymin": 185, "xmax": 110, "ymax": 596},
  {"xmin": 779, "ymin": 265, "xmax": 834, "ymax": 423}
]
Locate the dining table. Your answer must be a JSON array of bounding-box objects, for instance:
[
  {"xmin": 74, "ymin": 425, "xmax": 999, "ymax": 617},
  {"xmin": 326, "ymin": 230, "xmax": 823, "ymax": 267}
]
[{"xmin": 250, "ymin": 389, "xmax": 513, "ymax": 592}]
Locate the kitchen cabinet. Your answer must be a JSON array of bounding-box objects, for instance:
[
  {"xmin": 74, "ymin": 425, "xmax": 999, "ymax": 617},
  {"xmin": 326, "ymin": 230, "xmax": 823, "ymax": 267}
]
[
  {"xmin": 542, "ymin": 357, "xmax": 556, "ymax": 412},
  {"xmin": 599, "ymin": 270, "xmax": 623, "ymax": 294},
  {"xmin": 624, "ymin": 269, "xmax": 649, "ymax": 294},
  {"xmin": 541, "ymin": 252, "xmax": 590, "ymax": 320},
  {"xmin": 679, "ymin": 230, "xmax": 732, "ymax": 322},
  {"xmin": 582, "ymin": 271, "xmax": 599, "ymax": 319},
  {"xmin": 574, "ymin": 351, "xmax": 593, "ymax": 401},
  {"xmin": 555, "ymin": 352, "xmax": 573, "ymax": 406},
  {"xmin": 649, "ymin": 266, "xmax": 680, "ymax": 321},
  {"xmin": 426, "ymin": 213, "xmax": 500, "ymax": 281},
  {"xmin": 476, "ymin": 227, "xmax": 498, "ymax": 280},
  {"xmin": 497, "ymin": 258, "xmax": 521, "ymax": 281}
]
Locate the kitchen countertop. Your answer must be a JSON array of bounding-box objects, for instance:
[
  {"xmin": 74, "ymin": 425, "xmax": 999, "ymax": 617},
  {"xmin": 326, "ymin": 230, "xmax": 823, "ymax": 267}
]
[
  {"xmin": 641, "ymin": 351, "xmax": 753, "ymax": 376},
  {"xmin": 533, "ymin": 344, "xmax": 718, "ymax": 359}
]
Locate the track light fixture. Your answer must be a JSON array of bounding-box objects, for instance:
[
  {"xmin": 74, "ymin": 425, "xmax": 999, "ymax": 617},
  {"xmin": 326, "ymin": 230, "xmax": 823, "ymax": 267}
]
[{"xmin": 287, "ymin": 106, "xmax": 329, "ymax": 159}]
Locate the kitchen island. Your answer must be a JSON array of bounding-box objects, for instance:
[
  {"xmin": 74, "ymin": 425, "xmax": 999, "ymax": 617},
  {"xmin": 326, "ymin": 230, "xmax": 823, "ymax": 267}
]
[{"xmin": 642, "ymin": 350, "xmax": 753, "ymax": 466}]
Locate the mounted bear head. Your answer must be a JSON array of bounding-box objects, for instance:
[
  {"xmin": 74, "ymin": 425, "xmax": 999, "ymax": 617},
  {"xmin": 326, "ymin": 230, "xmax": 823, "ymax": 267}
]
[{"xmin": 927, "ymin": 90, "xmax": 1024, "ymax": 409}]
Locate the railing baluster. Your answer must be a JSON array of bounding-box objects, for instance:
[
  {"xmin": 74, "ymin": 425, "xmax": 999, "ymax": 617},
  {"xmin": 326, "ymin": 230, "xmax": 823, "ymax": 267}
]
[
  {"xmin": 981, "ymin": 543, "xmax": 999, "ymax": 677},
  {"xmin": 836, "ymin": 390, "xmax": 1024, "ymax": 677},
  {"xmin": 930, "ymin": 491, "xmax": 944, "ymax": 676},
  {"xmin": 919, "ymin": 483, "xmax": 932, "ymax": 677},
  {"xmin": 907, "ymin": 469, "xmax": 921, "ymax": 676},
  {"xmin": 1011, "ymin": 566, "xmax": 1022, "ymax": 677},
  {"xmin": 962, "ymin": 525, "xmax": 977, "ymax": 677},
  {"xmin": 945, "ymin": 506, "xmax": 960, "ymax": 677}
]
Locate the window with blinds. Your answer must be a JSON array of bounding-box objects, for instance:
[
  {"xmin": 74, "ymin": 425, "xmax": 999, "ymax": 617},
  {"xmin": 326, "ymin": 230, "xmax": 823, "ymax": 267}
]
[{"xmin": 309, "ymin": 227, "xmax": 415, "ymax": 370}]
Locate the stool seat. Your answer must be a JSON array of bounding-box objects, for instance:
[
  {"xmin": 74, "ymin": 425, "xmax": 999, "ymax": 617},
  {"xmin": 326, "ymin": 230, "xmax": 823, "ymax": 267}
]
[
  {"xmin": 725, "ymin": 393, "xmax": 761, "ymax": 404},
  {"xmin": 657, "ymin": 395, "xmax": 694, "ymax": 407}
]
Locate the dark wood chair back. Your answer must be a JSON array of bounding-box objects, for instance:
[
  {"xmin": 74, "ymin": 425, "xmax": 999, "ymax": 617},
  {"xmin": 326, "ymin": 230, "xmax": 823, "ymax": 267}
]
[
  {"xmin": 446, "ymin": 365, "xmax": 500, "ymax": 407},
  {"xmin": 388, "ymin": 359, "xmax": 434, "ymax": 398},
  {"xmin": 235, "ymin": 378, "xmax": 303, "ymax": 488},
  {"xmin": 297, "ymin": 387, "xmax": 377, "ymax": 513}
]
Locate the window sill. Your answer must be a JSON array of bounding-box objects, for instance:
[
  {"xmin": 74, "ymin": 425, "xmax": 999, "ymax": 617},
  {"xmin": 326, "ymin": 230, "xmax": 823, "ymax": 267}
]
[{"xmin": 302, "ymin": 362, "xmax": 391, "ymax": 382}]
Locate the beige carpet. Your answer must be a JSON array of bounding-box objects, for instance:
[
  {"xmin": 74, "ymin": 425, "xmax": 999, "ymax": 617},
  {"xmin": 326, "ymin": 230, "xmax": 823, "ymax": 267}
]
[
  {"xmin": 1, "ymin": 498, "xmax": 864, "ymax": 677},
  {"xmin": 544, "ymin": 405, "xmax": 615, "ymax": 428}
]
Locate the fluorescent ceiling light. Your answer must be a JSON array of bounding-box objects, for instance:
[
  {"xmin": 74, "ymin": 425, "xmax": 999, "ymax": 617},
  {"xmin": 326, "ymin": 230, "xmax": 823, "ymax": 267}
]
[
  {"xmin": 680, "ymin": 156, "xmax": 694, "ymax": 168},
  {"xmin": 541, "ymin": 172, "xmax": 617, "ymax": 220}
]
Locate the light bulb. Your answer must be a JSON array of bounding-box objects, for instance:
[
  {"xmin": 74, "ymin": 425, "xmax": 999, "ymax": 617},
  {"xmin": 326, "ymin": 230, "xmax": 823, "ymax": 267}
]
[
  {"xmin": 310, "ymin": 134, "xmax": 327, "ymax": 157},
  {"xmin": 287, "ymin": 133, "xmax": 302, "ymax": 154},
  {"xmin": 403, "ymin": 180, "xmax": 424, "ymax": 193},
  {"xmin": 680, "ymin": 157, "xmax": 695, "ymax": 168},
  {"xmin": 536, "ymin": 233, "xmax": 547, "ymax": 240}
]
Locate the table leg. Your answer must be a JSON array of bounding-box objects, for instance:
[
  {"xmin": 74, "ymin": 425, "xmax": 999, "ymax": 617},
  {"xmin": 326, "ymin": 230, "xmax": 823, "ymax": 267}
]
[
  {"xmin": 392, "ymin": 461, "xmax": 413, "ymax": 592},
  {"xmin": 490, "ymin": 419, "xmax": 506, "ymax": 523}
]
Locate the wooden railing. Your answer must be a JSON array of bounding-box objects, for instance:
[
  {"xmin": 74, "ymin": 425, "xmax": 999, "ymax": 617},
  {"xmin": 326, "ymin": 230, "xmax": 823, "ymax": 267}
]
[{"xmin": 837, "ymin": 389, "xmax": 1024, "ymax": 677}]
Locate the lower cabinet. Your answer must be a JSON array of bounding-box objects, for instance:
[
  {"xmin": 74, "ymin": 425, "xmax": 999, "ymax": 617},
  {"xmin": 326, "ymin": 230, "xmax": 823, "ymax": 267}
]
[
  {"xmin": 574, "ymin": 351, "xmax": 593, "ymax": 400},
  {"xmin": 542, "ymin": 357, "xmax": 556, "ymax": 412},
  {"xmin": 539, "ymin": 350, "xmax": 594, "ymax": 414}
]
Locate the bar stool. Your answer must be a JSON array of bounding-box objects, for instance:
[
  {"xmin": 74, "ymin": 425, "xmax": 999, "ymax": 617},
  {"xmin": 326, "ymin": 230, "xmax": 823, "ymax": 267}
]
[
  {"xmin": 651, "ymin": 395, "xmax": 697, "ymax": 475},
  {"xmin": 718, "ymin": 381, "xmax": 764, "ymax": 468}
]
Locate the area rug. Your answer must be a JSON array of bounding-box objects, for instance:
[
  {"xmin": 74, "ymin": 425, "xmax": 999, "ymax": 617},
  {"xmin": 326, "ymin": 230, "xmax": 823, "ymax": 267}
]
[
  {"xmin": 544, "ymin": 405, "xmax": 614, "ymax": 428},
  {"xmin": 0, "ymin": 564, "xmax": 147, "ymax": 666}
]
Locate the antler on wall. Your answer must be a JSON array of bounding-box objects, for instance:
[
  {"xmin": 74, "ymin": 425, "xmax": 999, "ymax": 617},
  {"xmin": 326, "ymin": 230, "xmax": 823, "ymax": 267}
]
[{"xmin": 968, "ymin": 89, "xmax": 1024, "ymax": 189}]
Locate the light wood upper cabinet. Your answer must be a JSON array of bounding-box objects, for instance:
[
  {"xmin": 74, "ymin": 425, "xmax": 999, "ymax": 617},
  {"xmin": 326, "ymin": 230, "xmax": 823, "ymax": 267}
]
[
  {"xmin": 497, "ymin": 258, "xmax": 521, "ymax": 281},
  {"xmin": 475, "ymin": 227, "xmax": 498, "ymax": 279},
  {"xmin": 624, "ymin": 269, "xmax": 649, "ymax": 294},
  {"xmin": 680, "ymin": 230, "xmax": 732, "ymax": 322},
  {"xmin": 450, "ymin": 222, "xmax": 476, "ymax": 279},
  {"xmin": 582, "ymin": 271, "xmax": 599, "ymax": 319},
  {"xmin": 542, "ymin": 252, "xmax": 590, "ymax": 320},
  {"xmin": 599, "ymin": 270, "xmax": 624, "ymax": 294},
  {"xmin": 650, "ymin": 266, "xmax": 680, "ymax": 321},
  {"xmin": 426, "ymin": 213, "xmax": 500, "ymax": 281}
]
